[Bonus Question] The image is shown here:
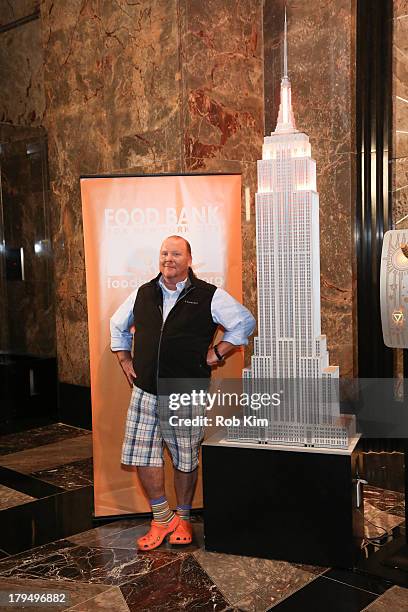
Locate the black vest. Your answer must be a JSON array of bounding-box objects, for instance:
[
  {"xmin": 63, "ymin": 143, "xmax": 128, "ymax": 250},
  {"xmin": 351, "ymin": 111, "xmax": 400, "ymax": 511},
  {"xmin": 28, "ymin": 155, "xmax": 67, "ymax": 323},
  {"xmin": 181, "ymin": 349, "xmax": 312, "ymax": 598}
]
[{"xmin": 132, "ymin": 270, "xmax": 218, "ymax": 394}]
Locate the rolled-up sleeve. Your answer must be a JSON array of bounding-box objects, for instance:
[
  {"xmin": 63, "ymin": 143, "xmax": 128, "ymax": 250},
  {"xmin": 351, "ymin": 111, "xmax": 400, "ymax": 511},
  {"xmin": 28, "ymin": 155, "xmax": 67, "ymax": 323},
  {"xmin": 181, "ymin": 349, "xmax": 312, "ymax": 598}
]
[
  {"xmin": 110, "ymin": 289, "xmax": 138, "ymax": 352},
  {"xmin": 211, "ymin": 288, "xmax": 256, "ymax": 346}
]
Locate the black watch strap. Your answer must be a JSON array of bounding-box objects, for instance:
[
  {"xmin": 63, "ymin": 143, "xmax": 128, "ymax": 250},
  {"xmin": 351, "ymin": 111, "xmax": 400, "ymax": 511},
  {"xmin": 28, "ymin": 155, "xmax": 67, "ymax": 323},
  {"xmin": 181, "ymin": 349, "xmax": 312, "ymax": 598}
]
[{"xmin": 213, "ymin": 344, "xmax": 224, "ymax": 362}]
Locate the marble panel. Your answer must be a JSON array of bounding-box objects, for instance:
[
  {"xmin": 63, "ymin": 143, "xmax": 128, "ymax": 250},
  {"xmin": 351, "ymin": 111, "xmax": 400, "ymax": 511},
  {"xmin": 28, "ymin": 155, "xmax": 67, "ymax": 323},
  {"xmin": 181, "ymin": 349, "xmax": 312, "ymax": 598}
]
[
  {"xmin": 39, "ymin": 0, "xmax": 183, "ymax": 385},
  {"xmin": 100, "ymin": 0, "xmax": 182, "ymax": 169},
  {"xmin": 394, "ymin": 15, "xmax": 408, "ymax": 160},
  {"xmin": 0, "ymin": 539, "xmax": 180, "ymax": 585},
  {"xmin": 0, "ymin": 484, "xmax": 36, "ymax": 510},
  {"xmin": 392, "ymin": 158, "xmax": 408, "ymax": 227},
  {"xmin": 180, "ymin": 0, "xmax": 264, "ymax": 168},
  {"xmin": 67, "ymin": 518, "xmax": 151, "ymax": 547},
  {"xmin": 118, "ymin": 554, "xmax": 229, "ymax": 611},
  {"xmin": 0, "ymin": 540, "xmax": 78, "ymax": 574},
  {"xmin": 0, "ymin": 17, "xmax": 45, "ymax": 125},
  {"xmin": 387, "ymin": 502, "xmax": 406, "ymax": 517},
  {"xmin": 194, "ymin": 548, "xmax": 316, "ymax": 606},
  {"xmin": 362, "ymin": 585, "xmax": 408, "ymax": 611},
  {"xmin": 232, "ymin": 591, "xmax": 270, "ymax": 611},
  {"xmin": 0, "ymin": 1, "xmax": 39, "ymax": 26},
  {"xmin": 31, "ymin": 457, "xmax": 94, "ymax": 490},
  {"xmin": 68, "ymin": 586, "xmax": 130, "ymax": 611},
  {"xmin": 0, "ymin": 423, "xmax": 89, "ymax": 456},
  {"xmin": 318, "ymin": 153, "xmax": 355, "ymax": 377},
  {"xmin": 0, "ymin": 434, "xmax": 93, "ymax": 474},
  {"xmin": 364, "ymin": 485, "xmax": 405, "ymax": 512},
  {"xmin": 46, "ymin": 109, "xmax": 110, "ymax": 384},
  {"xmin": 41, "ymin": 0, "xmax": 111, "ymax": 383},
  {"xmin": 394, "ymin": 1, "xmax": 408, "ymax": 19},
  {"xmin": 364, "ymin": 502, "xmax": 404, "ymax": 539},
  {"xmin": 0, "ymin": 576, "xmax": 110, "ymax": 612}
]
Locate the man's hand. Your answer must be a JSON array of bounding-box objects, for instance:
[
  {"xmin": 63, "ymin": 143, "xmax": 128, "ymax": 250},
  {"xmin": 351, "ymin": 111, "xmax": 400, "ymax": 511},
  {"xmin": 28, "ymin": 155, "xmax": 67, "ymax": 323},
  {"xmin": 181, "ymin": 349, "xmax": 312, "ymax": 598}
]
[
  {"xmin": 115, "ymin": 351, "xmax": 136, "ymax": 387},
  {"xmin": 206, "ymin": 348, "xmax": 220, "ymax": 366},
  {"xmin": 206, "ymin": 341, "xmax": 234, "ymax": 366}
]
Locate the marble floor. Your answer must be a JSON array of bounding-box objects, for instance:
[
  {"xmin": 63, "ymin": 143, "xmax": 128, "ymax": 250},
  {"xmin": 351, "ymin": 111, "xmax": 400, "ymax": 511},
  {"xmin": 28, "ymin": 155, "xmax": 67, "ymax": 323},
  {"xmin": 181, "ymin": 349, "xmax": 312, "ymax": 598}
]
[{"xmin": 0, "ymin": 423, "xmax": 407, "ymax": 611}]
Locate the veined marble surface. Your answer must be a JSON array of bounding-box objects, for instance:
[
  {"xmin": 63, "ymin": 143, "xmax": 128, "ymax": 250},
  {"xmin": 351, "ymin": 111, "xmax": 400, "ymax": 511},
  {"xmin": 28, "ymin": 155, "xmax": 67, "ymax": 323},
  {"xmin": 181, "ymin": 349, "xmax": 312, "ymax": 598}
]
[
  {"xmin": 0, "ymin": 423, "xmax": 90, "ymax": 456},
  {"xmin": 0, "ymin": 434, "xmax": 93, "ymax": 474},
  {"xmin": 0, "ymin": 484, "xmax": 36, "ymax": 511}
]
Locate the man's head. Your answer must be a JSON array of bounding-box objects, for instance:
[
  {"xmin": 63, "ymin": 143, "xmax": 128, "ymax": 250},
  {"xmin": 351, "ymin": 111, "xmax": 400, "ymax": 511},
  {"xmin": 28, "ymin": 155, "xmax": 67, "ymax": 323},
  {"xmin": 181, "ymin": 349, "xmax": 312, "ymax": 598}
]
[{"xmin": 159, "ymin": 235, "xmax": 192, "ymax": 287}]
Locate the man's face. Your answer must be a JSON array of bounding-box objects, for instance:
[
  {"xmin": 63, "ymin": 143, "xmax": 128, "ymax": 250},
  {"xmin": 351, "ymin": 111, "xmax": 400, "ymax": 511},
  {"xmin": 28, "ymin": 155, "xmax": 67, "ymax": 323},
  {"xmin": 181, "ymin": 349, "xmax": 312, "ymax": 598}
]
[{"xmin": 159, "ymin": 238, "xmax": 192, "ymax": 285}]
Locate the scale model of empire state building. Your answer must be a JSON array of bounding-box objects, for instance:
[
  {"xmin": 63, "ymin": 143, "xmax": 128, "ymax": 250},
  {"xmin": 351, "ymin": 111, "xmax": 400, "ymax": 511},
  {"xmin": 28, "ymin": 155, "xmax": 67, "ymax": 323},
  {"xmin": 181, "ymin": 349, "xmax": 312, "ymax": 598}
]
[{"xmin": 227, "ymin": 14, "xmax": 355, "ymax": 448}]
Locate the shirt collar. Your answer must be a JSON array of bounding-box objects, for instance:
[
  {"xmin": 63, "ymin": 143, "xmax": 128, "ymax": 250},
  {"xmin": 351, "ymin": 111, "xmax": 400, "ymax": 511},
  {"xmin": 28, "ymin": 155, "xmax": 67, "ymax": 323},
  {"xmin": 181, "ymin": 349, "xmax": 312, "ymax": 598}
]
[{"xmin": 158, "ymin": 275, "xmax": 188, "ymax": 293}]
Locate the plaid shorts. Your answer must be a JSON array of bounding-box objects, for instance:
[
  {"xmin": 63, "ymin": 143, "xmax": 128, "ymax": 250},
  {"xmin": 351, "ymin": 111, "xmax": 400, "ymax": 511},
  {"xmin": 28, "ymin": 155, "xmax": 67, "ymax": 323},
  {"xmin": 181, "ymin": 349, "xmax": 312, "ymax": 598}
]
[{"xmin": 121, "ymin": 385, "xmax": 205, "ymax": 473}]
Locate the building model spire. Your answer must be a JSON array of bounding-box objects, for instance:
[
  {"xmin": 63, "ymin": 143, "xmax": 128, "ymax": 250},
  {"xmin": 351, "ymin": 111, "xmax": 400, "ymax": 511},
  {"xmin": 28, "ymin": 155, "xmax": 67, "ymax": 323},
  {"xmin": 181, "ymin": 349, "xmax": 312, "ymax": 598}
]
[
  {"xmin": 283, "ymin": 6, "xmax": 288, "ymax": 78},
  {"xmin": 275, "ymin": 6, "xmax": 296, "ymax": 133}
]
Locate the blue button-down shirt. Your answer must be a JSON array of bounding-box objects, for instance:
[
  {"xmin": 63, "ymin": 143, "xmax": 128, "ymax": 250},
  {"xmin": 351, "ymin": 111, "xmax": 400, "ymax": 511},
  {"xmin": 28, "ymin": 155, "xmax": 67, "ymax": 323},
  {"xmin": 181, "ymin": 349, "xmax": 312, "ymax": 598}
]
[{"xmin": 110, "ymin": 276, "xmax": 255, "ymax": 352}]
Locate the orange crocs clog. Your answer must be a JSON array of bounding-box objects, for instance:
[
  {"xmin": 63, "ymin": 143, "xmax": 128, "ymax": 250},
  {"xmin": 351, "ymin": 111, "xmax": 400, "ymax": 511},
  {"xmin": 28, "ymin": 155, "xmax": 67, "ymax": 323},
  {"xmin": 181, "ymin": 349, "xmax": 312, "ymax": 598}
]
[
  {"xmin": 137, "ymin": 514, "xmax": 180, "ymax": 551},
  {"xmin": 168, "ymin": 519, "xmax": 193, "ymax": 545}
]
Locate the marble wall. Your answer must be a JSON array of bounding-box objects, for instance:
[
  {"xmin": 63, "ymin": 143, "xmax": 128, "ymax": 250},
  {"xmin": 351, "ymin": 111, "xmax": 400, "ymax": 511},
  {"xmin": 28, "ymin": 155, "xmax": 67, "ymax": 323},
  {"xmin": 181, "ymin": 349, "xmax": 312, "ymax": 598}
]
[
  {"xmin": 0, "ymin": 0, "xmax": 357, "ymax": 383},
  {"xmin": 0, "ymin": 2, "xmax": 45, "ymax": 126},
  {"xmin": 393, "ymin": 1, "xmax": 408, "ymax": 229},
  {"xmin": 392, "ymin": 1, "xmax": 408, "ymax": 377},
  {"xmin": 264, "ymin": 0, "xmax": 356, "ymax": 377}
]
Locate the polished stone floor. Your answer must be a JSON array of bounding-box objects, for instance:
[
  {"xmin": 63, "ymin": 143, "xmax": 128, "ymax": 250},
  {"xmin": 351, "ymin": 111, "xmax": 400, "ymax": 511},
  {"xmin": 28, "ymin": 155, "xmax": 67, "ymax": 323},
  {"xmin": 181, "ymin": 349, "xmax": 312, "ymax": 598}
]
[{"xmin": 0, "ymin": 423, "xmax": 407, "ymax": 611}]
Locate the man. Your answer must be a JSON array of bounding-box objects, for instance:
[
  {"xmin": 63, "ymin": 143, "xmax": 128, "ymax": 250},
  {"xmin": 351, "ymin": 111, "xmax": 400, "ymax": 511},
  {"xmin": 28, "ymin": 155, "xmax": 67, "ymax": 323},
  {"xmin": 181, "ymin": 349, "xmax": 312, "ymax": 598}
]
[{"xmin": 110, "ymin": 235, "xmax": 255, "ymax": 550}]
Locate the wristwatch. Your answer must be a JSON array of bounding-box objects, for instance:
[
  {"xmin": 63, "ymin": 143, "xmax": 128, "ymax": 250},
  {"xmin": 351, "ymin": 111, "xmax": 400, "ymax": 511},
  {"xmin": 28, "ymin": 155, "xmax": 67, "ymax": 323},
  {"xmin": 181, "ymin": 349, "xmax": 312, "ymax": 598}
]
[{"xmin": 213, "ymin": 344, "xmax": 225, "ymax": 362}]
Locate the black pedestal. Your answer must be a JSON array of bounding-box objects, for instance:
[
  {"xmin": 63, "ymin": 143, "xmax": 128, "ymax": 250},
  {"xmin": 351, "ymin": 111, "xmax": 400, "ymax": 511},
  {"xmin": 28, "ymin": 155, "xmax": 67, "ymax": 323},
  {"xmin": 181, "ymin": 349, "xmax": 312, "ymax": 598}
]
[{"xmin": 202, "ymin": 431, "xmax": 363, "ymax": 568}]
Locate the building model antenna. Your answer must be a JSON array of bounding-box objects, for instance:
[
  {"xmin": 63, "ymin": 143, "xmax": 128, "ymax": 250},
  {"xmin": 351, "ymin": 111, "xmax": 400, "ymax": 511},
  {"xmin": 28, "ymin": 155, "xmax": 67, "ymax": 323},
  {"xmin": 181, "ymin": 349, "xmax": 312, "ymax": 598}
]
[{"xmin": 283, "ymin": 6, "xmax": 288, "ymax": 79}]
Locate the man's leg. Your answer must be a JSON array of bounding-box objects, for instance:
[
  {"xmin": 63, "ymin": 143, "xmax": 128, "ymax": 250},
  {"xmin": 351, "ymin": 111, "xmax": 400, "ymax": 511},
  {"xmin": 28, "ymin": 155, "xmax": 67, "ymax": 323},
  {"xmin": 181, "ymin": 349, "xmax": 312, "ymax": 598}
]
[
  {"xmin": 137, "ymin": 466, "xmax": 165, "ymax": 499},
  {"xmin": 121, "ymin": 387, "xmax": 179, "ymax": 550},
  {"xmin": 174, "ymin": 466, "xmax": 198, "ymax": 506}
]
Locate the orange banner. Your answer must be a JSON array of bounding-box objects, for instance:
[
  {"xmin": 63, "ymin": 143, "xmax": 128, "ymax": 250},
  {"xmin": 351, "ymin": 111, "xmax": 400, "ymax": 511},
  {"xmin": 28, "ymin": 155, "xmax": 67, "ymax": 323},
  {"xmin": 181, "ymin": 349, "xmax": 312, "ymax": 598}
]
[{"xmin": 80, "ymin": 174, "xmax": 242, "ymax": 517}]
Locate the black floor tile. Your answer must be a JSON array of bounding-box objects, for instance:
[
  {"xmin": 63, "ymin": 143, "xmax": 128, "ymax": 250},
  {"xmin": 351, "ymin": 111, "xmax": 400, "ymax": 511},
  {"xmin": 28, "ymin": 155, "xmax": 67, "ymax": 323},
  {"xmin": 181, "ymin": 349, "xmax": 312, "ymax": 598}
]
[
  {"xmin": 269, "ymin": 576, "xmax": 378, "ymax": 612},
  {"xmin": 0, "ymin": 466, "xmax": 64, "ymax": 498},
  {"xmin": 0, "ymin": 486, "xmax": 94, "ymax": 555},
  {"xmin": 0, "ymin": 417, "xmax": 56, "ymax": 437},
  {"xmin": 0, "ymin": 422, "xmax": 90, "ymax": 455},
  {"xmin": 323, "ymin": 568, "xmax": 393, "ymax": 595},
  {"xmin": 31, "ymin": 457, "xmax": 94, "ymax": 490}
]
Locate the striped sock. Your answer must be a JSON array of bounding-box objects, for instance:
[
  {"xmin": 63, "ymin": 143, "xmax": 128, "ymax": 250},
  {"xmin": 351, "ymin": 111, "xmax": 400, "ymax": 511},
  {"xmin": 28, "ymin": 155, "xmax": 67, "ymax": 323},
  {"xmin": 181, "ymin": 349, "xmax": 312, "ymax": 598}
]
[
  {"xmin": 150, "ymin": 496, "xmax": 175, "ymax": 526},
  {"xmin": 176, "ymin": 504, "xmax": 191, "ymax": 521}
]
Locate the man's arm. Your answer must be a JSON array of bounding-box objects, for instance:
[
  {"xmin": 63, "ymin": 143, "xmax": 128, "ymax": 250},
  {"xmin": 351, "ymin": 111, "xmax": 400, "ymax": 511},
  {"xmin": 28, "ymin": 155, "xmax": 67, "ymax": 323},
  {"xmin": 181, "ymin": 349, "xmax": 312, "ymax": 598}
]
[
  {"xmin": 207, "ymin": 288, "xmax": 256, "ymax": 366},
  {"xmin": 110, "ymin": 289, "xmax": 138, "ymax": 387}
]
